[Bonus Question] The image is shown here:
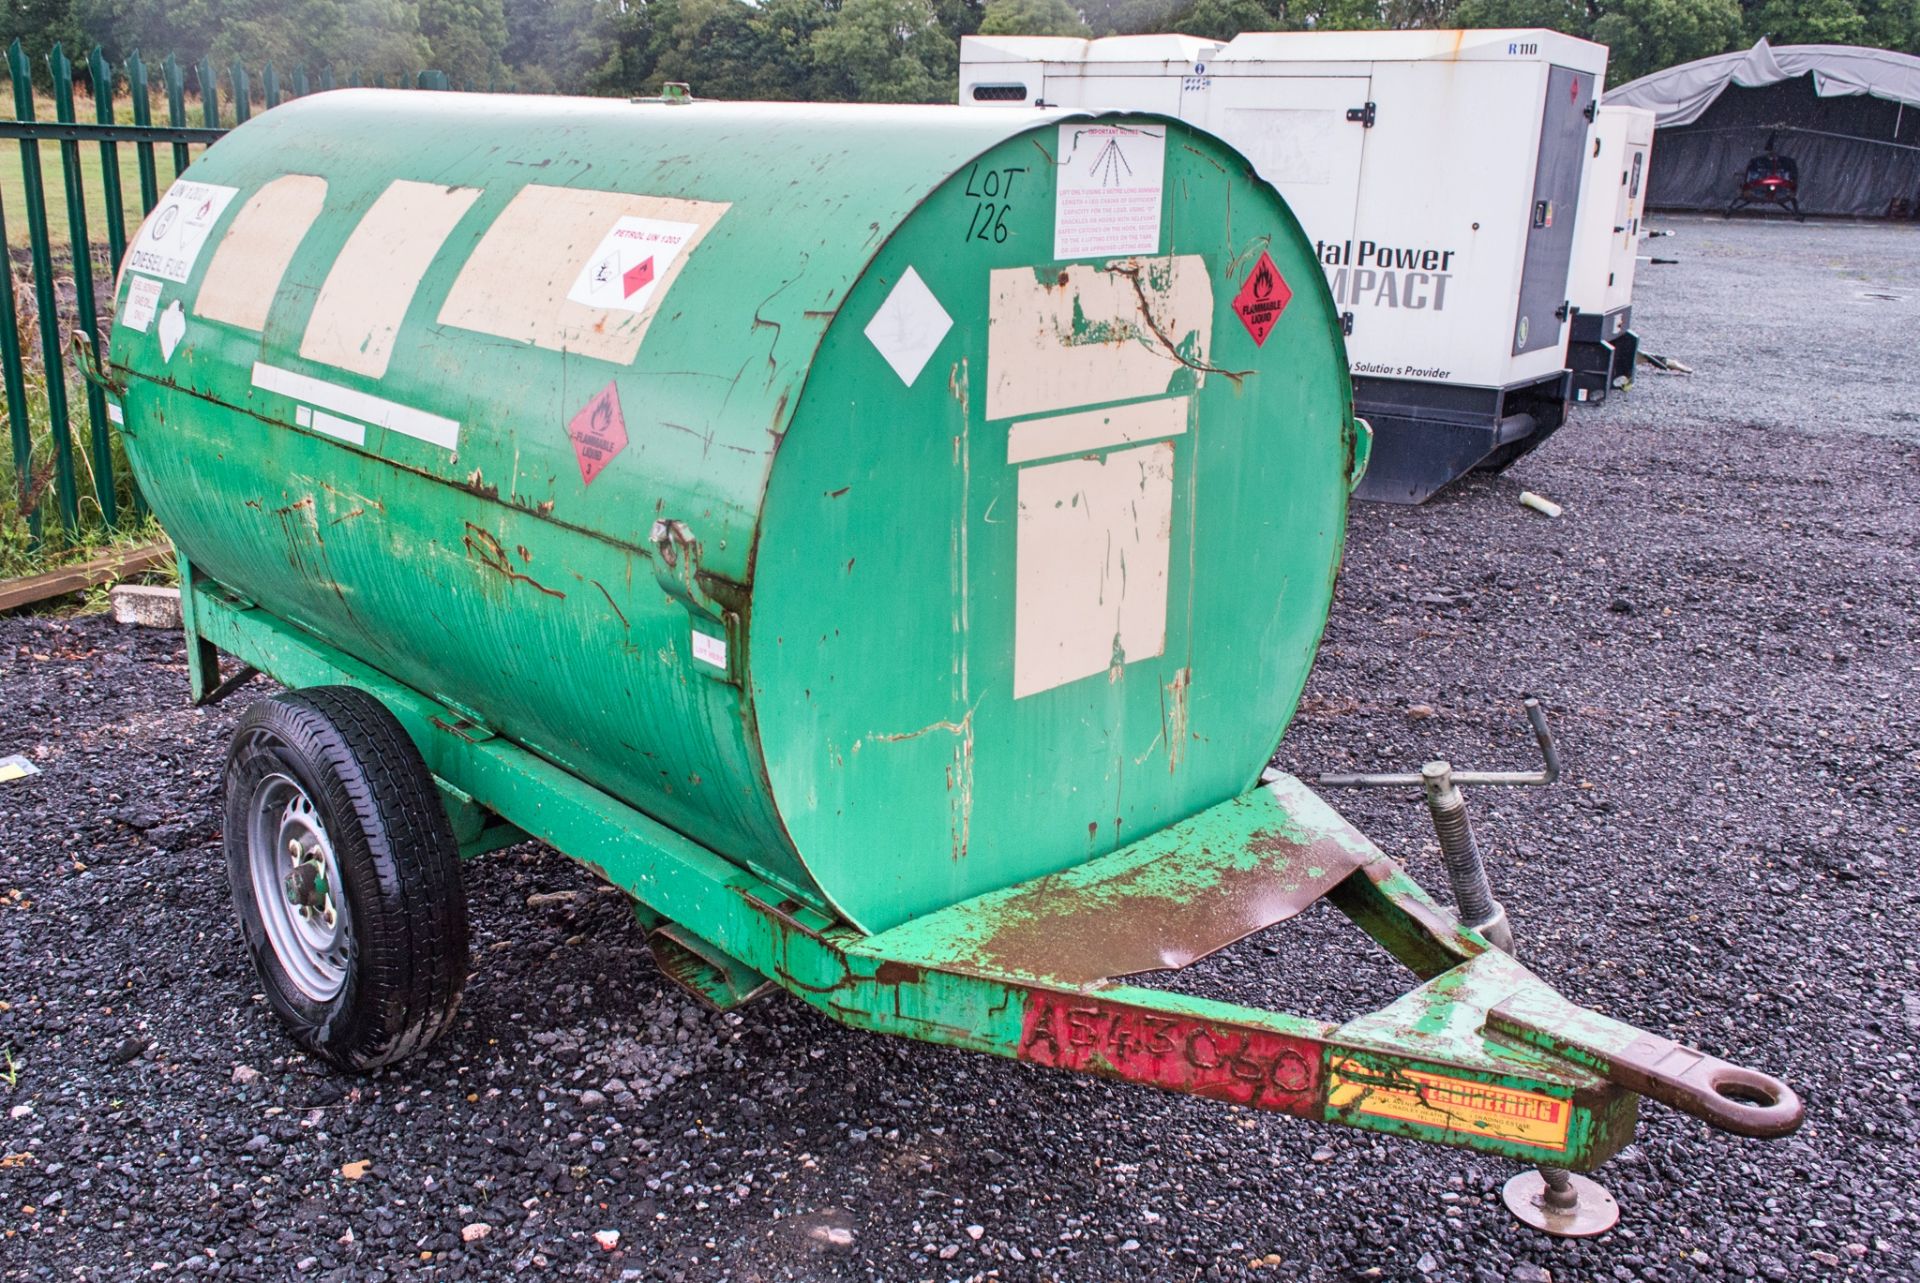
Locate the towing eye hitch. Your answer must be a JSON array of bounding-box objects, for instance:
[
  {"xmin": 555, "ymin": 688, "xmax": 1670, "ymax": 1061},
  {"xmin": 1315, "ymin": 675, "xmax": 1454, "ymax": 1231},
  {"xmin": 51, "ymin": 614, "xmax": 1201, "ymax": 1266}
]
[{"xmin": 1323, "ymin": 696, "xmax": 1802, "ymax": 1235}]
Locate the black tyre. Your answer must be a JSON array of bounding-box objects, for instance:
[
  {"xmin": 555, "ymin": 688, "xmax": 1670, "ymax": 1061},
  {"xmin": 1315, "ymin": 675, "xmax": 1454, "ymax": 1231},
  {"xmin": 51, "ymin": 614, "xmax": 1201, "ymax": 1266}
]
[{"xmin": 224, "ymin": 685, "xmax": 469, "ymax": 1070}]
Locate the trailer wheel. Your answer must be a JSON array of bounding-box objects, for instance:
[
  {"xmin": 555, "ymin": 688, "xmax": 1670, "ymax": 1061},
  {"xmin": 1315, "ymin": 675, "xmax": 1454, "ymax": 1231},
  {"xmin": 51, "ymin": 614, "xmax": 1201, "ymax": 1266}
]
[{"xmin": 224, "ymin": 686, "xmax": 469, "ymax": 1070}]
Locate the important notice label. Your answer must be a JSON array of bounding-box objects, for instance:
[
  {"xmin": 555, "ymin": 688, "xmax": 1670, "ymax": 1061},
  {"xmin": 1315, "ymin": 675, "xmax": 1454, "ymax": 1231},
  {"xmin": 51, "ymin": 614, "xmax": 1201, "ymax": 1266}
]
[
  {"xmin": 1231, "ymin": 251, "xmax": 1292, "ymax": 346},
  {"xmin": 1054, "ymin": 124, "xmax": 1164, "ymax": 260},
  {"xmin": 567, "ymin": 215, "xmax": 700, "ymax": 315},
  {"xmin": 1327, "ymin": 1058, "xmax": 1572, "ymax": 1152},
  {"xmin": 127, "ymin": 180, "xmax": 237, "ymax": 283}
]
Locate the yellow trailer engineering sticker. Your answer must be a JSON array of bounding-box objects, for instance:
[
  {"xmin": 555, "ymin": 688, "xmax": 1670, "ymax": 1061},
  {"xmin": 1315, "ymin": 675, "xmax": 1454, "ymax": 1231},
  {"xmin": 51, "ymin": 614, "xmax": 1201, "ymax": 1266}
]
[{"xmin": 1327, "ymin": 1058, "xmax": 1572, "ymax": 1152}]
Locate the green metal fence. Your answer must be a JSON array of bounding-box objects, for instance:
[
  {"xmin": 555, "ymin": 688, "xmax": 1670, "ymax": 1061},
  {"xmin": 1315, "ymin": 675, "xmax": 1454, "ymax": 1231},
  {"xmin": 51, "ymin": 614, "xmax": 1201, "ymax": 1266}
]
[{"xmin": 1, "ymin": 40, "xmax": 457, "ymax": 553}]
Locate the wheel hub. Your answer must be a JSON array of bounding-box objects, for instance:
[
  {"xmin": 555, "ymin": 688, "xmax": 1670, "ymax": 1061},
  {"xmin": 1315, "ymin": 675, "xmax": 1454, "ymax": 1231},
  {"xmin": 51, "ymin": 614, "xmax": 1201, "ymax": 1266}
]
[
  {"xmin": 283, "ymin": 847, "xmax": 334, "ymax": 923},
  {"xmin": 247, "ymin": 773, "xmax": 351, "ymax": 1001}
]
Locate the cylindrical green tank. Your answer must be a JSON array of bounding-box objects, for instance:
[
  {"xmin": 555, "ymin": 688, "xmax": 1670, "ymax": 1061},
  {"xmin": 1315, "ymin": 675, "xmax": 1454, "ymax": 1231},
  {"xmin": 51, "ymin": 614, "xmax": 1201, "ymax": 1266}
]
[{"xmin": 114, "ymin": 93, "xmax": 1355, "ymax": 933}]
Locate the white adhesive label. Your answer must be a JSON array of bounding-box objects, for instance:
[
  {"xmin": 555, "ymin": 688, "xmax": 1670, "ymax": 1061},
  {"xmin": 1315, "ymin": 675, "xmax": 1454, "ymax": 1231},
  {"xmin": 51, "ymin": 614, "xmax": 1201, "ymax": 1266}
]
[
  {"xmin": 1054, "ymin": 124, "xmax": 1165, "ymax": 260},
  {"xmin": 310, "ymin": 409, "xmax": 367, "ymax": 446},
  {"xmin": 692, "ymin": 630, "xmax": 728, "ymax": 670},
  {"xmin": 252, "ymin": 362, "xmax": 460, "ymax": 451},
  {"xmin": 864, "ymin": 267, "xmax": 952, "ymax": 388},
  {"xmin": 567, "ymin": 216, "xmax": 700, "ymax": 315},
  {"xmin": 127, "ymin": 180, "xmax": 239, "ymax": 283},
  {"xmin": 157, "ymin": 301, "xmax": 185, "ymax": 362},
  {"xmin": 121, "ymin": 275, "xmax": 163, "ymax": 332}
]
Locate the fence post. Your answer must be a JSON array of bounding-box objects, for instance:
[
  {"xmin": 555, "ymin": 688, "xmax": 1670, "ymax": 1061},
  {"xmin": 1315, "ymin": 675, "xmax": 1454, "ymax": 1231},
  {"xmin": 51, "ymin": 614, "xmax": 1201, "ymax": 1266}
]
[
  {"xmin": 98, "ymin": 47, "xmax": 148, "ymax": 522},
  {"xmin": 230, "ymin": 61, "xmax": 250, "ymax": 124},
  {"xmin": 198, "ymin": 58, "xmax": 219, "ymax": 129},
  {"xmin": 50, "ymin": 42, "xmax": 118, "ymax": 528},
  {"xmin": 164, "ymin": 54, "xmax": 188, "ymax": 178},
  {"xmin": 125, "ymin": 51, "xmax": 160, "ymax": 215},
  {"xmin": 263, "ymin": 62, "xmax": 279, "ymax": 109},
  {"xmin": 293, "ymin": 65, "xmax": 309, "ymax": 98},
  {"xmin": 88, "ymin": 46, "xmax": 130, "ymax": 272},
  {"xmin": 8, "ymin": 39, "xmax": 81, "ymax": 537},
  {"xmin": 0, "ymin": 192, "xmax": 37, "ymax": 542}
]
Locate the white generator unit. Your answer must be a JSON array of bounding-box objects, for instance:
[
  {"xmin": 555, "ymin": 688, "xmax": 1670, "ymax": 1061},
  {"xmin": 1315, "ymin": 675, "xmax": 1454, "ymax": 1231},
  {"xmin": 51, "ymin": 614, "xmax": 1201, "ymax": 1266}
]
[
  {"xmin": 960, "ymin": 29, "xmax": 1609, "ymax": 503},
  {"xmin": 1566, "ymin": 104, "xmax": 1655, "ymax": 403}
]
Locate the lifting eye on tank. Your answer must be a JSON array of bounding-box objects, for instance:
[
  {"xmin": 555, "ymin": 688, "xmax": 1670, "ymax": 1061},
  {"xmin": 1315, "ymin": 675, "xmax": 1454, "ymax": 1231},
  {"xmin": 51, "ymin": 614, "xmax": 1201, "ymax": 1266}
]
[{"xmin": 650, "ymin": 518, "xmax": 697, "ymax": 569}]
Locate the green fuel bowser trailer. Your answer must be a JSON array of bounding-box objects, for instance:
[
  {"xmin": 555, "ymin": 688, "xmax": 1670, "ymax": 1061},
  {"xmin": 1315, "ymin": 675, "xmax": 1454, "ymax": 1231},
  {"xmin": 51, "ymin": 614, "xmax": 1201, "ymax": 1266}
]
[{"xmin": 101, "ymin": 90, "xmax": 1799, "ymax": 1206}]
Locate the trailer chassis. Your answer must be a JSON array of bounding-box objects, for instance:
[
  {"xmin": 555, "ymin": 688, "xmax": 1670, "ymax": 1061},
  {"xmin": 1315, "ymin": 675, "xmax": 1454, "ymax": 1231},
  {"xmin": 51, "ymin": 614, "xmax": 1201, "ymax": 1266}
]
[{"xmin": 179, "ymin": 559, "xmax": 1800, "ymax": 1177}]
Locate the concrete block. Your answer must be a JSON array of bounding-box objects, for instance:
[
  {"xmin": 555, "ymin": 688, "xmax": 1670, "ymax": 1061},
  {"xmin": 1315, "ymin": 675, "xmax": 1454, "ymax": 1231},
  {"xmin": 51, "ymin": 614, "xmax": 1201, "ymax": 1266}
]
[{"xmin": 110, "ymin": 583, "xmax": 182, "ymax": 629}]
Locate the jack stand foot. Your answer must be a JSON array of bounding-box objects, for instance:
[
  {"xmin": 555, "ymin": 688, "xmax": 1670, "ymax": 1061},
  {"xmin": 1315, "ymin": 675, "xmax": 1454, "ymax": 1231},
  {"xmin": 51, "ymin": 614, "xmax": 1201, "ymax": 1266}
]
[{"xmin": 1502, "ymin": 1168, "xmax": 1619, "ymax": 1238}]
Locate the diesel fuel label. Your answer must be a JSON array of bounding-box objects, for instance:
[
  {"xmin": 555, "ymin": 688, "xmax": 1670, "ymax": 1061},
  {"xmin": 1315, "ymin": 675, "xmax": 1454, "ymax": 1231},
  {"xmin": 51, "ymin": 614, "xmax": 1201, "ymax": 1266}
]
[{"xmin": 128, "ymin": 180, "xmax": 239, "ymax": 284}]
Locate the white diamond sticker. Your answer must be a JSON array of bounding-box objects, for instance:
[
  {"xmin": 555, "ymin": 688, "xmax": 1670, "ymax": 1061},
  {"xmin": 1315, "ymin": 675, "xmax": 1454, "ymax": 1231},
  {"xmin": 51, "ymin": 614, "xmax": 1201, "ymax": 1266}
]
[
  {"xmin": 864, "ymin": 267, "xmax": 952, "ymax": 388},
  {"xmin": 157, "ymin": 300, "xmax": 185, "ymax": 363}
]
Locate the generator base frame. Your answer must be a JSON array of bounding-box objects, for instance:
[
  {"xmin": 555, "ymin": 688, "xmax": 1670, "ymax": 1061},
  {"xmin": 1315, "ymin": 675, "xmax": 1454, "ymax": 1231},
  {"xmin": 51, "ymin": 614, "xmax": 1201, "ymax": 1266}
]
[
  {"xmin": 1569, "ymin": 305, "xmax": 1640, "ymax": 405},
  {"xmin": 1351, "ymin": 373, "xmax": 1572, "ymax": 504},
  {"xmin": 179, "ymin": 556, "xmax": 1800, "ymax": 1168}
]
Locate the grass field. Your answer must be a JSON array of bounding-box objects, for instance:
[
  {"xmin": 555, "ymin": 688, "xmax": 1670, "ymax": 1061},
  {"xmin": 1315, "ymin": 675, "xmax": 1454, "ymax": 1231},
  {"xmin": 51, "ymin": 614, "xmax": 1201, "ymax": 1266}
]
[{"xmin": 1, "ymin": 93, "xmax": 207, "ymax": 248}]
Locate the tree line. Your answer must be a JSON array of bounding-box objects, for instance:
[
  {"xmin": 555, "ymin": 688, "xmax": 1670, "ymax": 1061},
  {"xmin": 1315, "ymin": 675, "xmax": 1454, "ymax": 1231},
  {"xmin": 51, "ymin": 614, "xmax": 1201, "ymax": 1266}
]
[{"xmin": 7, "ymin": 0, "xmax": 1918, "ymax": 99}]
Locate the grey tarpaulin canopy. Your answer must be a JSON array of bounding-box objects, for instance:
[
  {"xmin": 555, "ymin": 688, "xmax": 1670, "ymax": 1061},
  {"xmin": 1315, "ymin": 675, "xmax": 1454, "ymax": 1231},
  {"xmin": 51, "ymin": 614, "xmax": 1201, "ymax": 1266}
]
[{"xmin": 1608, "ymin": 40, "xmax": 1920, "ymax": 217}]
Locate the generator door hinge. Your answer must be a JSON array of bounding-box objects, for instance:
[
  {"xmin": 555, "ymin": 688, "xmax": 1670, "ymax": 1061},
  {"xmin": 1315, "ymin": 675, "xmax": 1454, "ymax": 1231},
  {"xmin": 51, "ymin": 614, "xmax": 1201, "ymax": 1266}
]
[
  {"xmin": 1584, "ymin": 99, "xmax": 1598, "ymax": 122},
  {"xmin": 1341, "ymin": 311, "xmax": 1355, "ymax": 336},
  {"xmin": 1345, "ymin": 102, "xmax": 1376, "ymax": 127},
  {"xmin": 1555, "ymin": 300, "xmax": 1572, "ymax": 322}
]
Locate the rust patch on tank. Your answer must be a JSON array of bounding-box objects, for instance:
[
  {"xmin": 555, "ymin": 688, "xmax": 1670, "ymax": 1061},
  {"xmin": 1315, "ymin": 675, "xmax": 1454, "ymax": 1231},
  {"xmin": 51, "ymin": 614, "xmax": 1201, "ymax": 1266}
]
[
  {"xmin": 925, "ymin": 828, "xmax": 1369, "ymax": 989},
  {"xmin": 271, "ymin": 496, "xmax": 325, "ymax": 586},
  {"xmin": 873, "ymin": 960, "xmax": 926, "ymax": 987},
  {"xmin": 318, "ymin": 481, "xmax": 385, "ymax": 513},
  {"xmin": 1106, "ymin": 262, "xmax": 1251, "ymax": 388},
  {"xmin": 462, "ymin": 522, "xmax": 566, "ymax": 599},
  {"xmin": 428, "ymin": 714, "xmax": 493, "ymax": 744},
  {"xmin": 866, "ymin": 710, "xmax": 975, "ymax": 862},
  {"xmin": 461, "ymin": 468, "xmax": 500, "ymax": 501},
  {"xmin": 585, "ymin": 578, "xmax": 629, "ymax": 630},
  {"xmin": 1162, "ymin": 667, "xmax": 1192, "ymax": 774},
  {"xmin": 1180, "ymin": 143, "xmax": 1226, "ymax": 174}
]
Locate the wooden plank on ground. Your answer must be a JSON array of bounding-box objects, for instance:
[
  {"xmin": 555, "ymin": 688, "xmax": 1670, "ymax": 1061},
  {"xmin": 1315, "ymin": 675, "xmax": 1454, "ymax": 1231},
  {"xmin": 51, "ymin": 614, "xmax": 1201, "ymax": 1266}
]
[{"xmin": 0, "ymin": 541, "xmax": 172, "ymax": 613}]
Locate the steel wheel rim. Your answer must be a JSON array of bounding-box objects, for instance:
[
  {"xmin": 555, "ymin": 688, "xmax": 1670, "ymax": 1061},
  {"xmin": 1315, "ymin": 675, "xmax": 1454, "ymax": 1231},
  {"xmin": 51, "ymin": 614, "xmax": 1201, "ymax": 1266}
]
[{"xmin": 247, "ymin": 771, "xmax": 351, "ymax": 1001}]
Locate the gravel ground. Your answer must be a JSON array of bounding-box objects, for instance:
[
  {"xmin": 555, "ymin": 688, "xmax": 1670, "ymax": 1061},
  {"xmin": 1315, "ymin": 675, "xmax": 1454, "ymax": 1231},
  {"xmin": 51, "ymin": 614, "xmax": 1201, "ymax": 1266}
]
[{"xmin": 2, "ymin": 214, "xmax": 1917, "ymax": 1282}]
